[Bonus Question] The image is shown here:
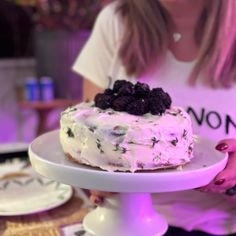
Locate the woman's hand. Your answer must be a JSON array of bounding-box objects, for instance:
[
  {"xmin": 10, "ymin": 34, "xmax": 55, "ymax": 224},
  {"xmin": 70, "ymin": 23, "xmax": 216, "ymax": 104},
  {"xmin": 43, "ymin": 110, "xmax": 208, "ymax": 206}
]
[
  {"xmin": 90, "ymin": 190, "xmax": 117, "ymax": 205},
  {"xmin": 199, "ymin": 139, "xmax": 236, "ymax": 194}
]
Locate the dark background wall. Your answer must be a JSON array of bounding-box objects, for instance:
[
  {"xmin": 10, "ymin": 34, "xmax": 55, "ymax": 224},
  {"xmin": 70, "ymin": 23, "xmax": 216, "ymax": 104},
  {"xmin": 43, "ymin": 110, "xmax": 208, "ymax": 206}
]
[{"xmin": 0, "ymin": 1, "xmax": 33, "ymax": 58}]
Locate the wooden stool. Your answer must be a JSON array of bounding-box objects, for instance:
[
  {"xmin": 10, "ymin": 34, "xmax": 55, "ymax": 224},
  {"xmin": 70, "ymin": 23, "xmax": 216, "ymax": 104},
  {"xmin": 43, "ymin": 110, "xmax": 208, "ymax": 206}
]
[{"xmin": 20, "ymin": 99, "xmax": 80, "ymax": 136}]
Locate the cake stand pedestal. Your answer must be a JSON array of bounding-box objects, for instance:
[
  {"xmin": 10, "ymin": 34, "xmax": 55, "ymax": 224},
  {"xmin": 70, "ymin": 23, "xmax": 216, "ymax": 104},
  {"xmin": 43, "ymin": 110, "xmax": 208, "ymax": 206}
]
[
  {"xmin": 29, "ymin": 130, "xmax": 228, "ymax": 236},
  {"xmin": 83, "ymin": 193, "xmax": 167, "ymax": 236}
]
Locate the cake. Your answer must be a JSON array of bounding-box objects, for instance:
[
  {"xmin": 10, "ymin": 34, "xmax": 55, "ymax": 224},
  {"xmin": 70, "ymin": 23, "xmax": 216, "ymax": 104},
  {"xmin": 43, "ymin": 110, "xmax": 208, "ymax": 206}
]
[{"xmin": 60, "ymin": 80, "xmax": 194, "ymax": 172}]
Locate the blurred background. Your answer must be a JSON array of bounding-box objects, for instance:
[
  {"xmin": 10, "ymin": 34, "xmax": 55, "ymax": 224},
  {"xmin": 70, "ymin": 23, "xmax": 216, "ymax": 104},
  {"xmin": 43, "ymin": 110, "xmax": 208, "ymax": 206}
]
[{"xmin": 0, "ymin": 0, "xmax": 110, "ymax": 147}]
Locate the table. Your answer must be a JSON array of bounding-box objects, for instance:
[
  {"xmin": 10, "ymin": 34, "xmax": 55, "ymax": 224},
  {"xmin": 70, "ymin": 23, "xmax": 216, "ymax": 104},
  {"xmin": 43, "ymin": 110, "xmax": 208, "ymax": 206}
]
[
  {"xmin": 0, "ymin": 143, "xmax": 28, "ymax": 162},
  {"xmin": 0, "ymin": 194, "xmax": 90, "ymax": 236},
  {"xmin": 0, "ymin": 159, "xmax": 91, "ymax": 236},
  {"xmin": 20, "ymin": 99, "xmax": 80, "ymax": 136}
]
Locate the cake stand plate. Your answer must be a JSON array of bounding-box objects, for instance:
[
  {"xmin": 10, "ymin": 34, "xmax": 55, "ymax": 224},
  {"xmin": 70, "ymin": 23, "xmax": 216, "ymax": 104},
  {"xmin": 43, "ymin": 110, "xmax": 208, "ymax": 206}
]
[{"xmin": 29, "ymin": 130, "xmax": 228, "ymax": 236}]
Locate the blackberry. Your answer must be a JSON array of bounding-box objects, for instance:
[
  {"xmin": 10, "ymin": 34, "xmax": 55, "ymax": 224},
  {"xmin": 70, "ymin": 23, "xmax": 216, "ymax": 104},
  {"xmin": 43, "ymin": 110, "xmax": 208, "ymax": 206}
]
[
  {"xmin": 113, "ymin": 80, "xmax": 129, "ymax": 93},
  {"xmin": 126, "ymin": 98, "xmax": 149, "ymax": 115},
  {"xmin": 94, "ymin": 93, "xmax": 115, "ymax": 109},
  {"xmin": 112, "ymin": 96, "xmax": 135, "ymax": 111},
  {"xmin": 118, "ymin": 83, "xmax": 135, "ymax": 96},
  {"xmin": 104, "ymin": 88, "xmax": 114, "ymax": 95},
  {"xmin": 149, "ymin": 98, "xmax": 166, "ymax": 115},
  {"xmin": 94, "ymin": 80, "xmax": 172, "ymax": 115},
  {"xmin": 134, "ymin": 82, "xmax": 150, "ymax": 98},
  {"xmin": 163, "ymin": 92, "xmax": 172, "ymax": 108},
  {"xmin": 150, "ymin": 88, "xmax": 165, "ymax": 97},
  {"xmin": 149, "ymin": 88, "xmax": 172, "ymax": 109}
]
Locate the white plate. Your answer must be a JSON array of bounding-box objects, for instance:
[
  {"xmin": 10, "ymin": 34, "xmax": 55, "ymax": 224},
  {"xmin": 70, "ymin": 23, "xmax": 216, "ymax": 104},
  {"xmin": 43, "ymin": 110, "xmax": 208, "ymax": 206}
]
[
  {"xmin": 29, "ymin": 130, "xmax": 228, "ymax": 193},
  {"xmin": 0, "ymin": 175, "xmax": 73, "ymax": 216},
  {"xmin": 0, "ymin": 142, "xmax": 28, "ymax": 154}
]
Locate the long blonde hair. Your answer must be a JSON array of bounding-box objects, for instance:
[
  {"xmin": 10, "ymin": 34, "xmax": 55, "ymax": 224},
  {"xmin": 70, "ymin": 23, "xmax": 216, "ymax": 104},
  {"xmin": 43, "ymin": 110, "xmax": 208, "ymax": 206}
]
[{"xmin": 116, "ymin": 0, "xmax": 236, "ymax": 87}]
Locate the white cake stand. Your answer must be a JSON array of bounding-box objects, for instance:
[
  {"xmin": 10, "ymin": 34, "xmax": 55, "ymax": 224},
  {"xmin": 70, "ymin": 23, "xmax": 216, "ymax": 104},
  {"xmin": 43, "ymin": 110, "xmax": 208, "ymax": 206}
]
[{"xmin": 29, "ymin": 130, "xmax": 228, "ymax": 236}]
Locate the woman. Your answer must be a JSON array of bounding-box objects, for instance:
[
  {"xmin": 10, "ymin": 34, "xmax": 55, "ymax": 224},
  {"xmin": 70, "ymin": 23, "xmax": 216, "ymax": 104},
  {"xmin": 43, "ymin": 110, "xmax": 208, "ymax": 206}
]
[{"xmin": 72, "ymin": 0, "xmax": 236, "ymax": 235}]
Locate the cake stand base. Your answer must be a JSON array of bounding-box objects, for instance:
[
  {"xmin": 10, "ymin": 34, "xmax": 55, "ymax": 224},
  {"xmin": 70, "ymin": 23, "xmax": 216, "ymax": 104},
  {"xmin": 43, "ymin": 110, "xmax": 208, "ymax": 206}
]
[{"xmin": 83, "ymin": 193, "xmax": 168, "ymax": 236}]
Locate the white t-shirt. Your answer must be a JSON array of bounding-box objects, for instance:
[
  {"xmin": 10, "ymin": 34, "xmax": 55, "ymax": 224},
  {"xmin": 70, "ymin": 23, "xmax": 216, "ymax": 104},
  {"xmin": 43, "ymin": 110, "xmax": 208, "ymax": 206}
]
[{"xmin": 73, "ymin": 2, "xmax": 236, "ymax": 235}]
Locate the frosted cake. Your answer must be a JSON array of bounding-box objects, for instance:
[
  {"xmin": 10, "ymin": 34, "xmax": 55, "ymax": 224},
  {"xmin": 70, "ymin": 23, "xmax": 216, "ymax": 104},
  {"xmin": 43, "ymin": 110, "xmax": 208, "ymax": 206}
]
[{"xmin": 60, "ymin": 80, "xmax": 194, "ymax": 172}]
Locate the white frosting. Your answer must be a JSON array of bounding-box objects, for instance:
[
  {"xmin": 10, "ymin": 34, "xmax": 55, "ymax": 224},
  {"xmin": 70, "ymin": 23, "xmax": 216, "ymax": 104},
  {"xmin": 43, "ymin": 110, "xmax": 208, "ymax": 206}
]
[{"xmin": 60, "ymin": 102, "xmax": 194, "ymax": 172}]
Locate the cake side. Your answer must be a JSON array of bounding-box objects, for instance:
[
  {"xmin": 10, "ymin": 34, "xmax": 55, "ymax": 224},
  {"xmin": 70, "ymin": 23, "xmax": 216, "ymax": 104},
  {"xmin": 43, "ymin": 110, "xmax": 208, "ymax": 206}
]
[{"xmin": 60, "ymin": 102, "xmax": 194, "ymax": 172}]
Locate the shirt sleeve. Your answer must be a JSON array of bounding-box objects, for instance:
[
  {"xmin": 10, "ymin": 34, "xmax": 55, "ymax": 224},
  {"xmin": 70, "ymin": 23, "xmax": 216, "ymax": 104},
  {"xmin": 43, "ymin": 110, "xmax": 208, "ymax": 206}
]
[{"xmin": 72, "ymin": 3, "xmax": 118, "ymax": 89}]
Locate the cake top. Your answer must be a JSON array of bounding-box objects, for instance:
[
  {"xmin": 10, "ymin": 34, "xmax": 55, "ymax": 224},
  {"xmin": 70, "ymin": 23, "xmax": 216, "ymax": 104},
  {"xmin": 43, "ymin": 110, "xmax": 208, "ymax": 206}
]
[{"xmin": 94, "ymin": 80, "xmax": 172, "ymax": 116}]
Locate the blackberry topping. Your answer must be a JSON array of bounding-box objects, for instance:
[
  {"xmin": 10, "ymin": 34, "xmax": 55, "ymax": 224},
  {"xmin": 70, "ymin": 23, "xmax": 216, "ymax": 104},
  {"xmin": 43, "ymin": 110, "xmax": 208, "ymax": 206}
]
[
  {"xmin": 150, "ymin": 89, "xmax": 171, "ymax": 108},
  {"xmin": 94, "ymin": 93, "xmax": 115, "ymax": 110},
  {"xmin": 149, "ymin": 98, "xmax": 166, "ymax": 115},
  {"xmin": 134, "ymin": 82, "xmax": 150, "ymax": 98},
  {"xmin": 150, "ymin": 88, "xmax": 165, "ymax": 97},
  {"xmin": 104, "ymin": 88, "xmax": 114, "ymax": 95},
  {"xmin": 112, "ymin": 96, "xmax": 135, "ymax": 111},
  {"xmin": 149, "ymin": 87, "xmax": 172, "ymax": 114},
  {"xmin": 94, "ymin": 80, "xmax": 172, "ymax": 116},
  {"xmin": 126, "ymin": 98, "xmax": 149, "ymax": 115},
  {"xmin": 118, "ymin": 82, "xmax": 135, "ymax": 96},
  {"xmin": 163, "ymin": 92, "xmax": 172, "ymax": 109},
  {"xmin": 113, "ymin": 80, "xmax": 130, "ymax": 93}
]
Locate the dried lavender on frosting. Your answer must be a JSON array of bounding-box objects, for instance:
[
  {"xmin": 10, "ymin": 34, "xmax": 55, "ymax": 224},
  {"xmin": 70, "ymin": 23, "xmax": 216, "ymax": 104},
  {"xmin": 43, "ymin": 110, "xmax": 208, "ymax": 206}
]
[{"xmin": 60, "ymin": 80, "xmax": 194, "ymax": 172}]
